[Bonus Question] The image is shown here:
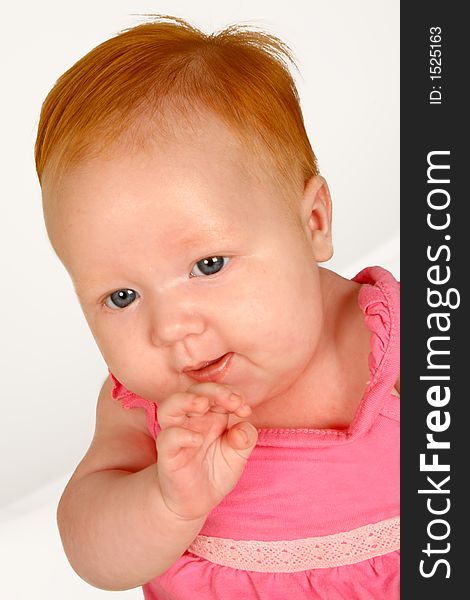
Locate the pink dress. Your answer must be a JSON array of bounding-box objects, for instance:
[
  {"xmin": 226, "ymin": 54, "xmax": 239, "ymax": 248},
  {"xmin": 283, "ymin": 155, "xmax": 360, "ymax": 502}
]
[{"xmin": 110, "ymin": 266, "xmax": 400, "ymax": 599}]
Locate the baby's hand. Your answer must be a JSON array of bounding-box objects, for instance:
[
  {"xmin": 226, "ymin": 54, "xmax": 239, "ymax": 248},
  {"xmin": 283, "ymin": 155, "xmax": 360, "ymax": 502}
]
[{"xmin": 156, "ymin": 382, "xmax": 258, "ymax": 521}]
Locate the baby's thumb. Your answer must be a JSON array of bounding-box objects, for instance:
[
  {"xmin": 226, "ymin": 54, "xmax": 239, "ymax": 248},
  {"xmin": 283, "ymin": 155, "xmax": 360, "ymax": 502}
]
[{"xmin": 227, "ymin": 422, "xmax": 258, "ymax": 458}]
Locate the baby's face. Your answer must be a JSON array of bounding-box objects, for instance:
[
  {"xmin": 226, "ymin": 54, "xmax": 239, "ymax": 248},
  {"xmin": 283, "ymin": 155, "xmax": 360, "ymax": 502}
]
[{"xmin": 43, "ymin": 116, "xmax": 332, "ymax": 408}]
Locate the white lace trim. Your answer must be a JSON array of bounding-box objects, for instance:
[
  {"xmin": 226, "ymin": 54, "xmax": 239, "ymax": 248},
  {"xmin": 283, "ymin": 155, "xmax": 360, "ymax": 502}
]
[{"xmin": 188, "ymin": 516, "xmax": 400, "ymax": 572}]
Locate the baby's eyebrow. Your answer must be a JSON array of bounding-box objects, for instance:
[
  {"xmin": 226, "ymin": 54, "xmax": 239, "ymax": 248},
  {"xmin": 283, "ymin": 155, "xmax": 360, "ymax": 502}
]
[
  {"xmin": 169, "ymin": 226, "xmax": 236, "ymax": 249},
  {"xmin": 73, "ymin": 279, "xmax": 109, "ymax": 298}
]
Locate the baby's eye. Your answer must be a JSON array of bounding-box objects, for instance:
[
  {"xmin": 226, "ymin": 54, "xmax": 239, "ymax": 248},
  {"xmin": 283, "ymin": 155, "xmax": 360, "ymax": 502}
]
[
  {"xmin": 105, "ymin": 289, "xmax": 139, "ymax": 309},
  {"xmin": 190, "ymin": 256, "xmax": 230, "ymax": 277}
]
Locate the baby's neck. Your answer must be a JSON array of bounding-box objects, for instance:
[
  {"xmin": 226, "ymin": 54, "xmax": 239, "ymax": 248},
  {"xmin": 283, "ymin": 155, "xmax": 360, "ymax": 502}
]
[{"xmin": 242, "ymin": 269, "xmax": 371, "ymax": 430}]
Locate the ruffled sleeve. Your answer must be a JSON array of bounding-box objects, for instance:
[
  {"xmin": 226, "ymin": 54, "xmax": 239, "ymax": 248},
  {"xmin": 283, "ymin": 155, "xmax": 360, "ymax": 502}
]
[
  {"xmin": 109, "ymin": 372, "xmax": 159, "ymax": 439},
  {"xmin": 348, "ymin": 266, "xmax": 400, "ymax": 437}
]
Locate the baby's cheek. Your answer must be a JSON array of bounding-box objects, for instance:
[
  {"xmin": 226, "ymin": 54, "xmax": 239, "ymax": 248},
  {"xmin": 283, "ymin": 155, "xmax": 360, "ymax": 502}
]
[
  {"xmin": 246, "ymin": 295, "xmax": 310, "ymax": 354},
  {"xmin": 114, "ymin": 365, "xmax": 176, "ymax": 404},
  {"xmin": 270, "ymin": 291, "xmax": 321, "ymax": 355},
  {"xmin": 93, "ymin": 333, "xmax": 169, "ymax": 401}
]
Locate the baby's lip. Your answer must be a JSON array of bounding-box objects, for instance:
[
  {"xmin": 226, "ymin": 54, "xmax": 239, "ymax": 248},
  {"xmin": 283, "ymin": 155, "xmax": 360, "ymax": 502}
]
[
  {"xmin": 183, "ymin": 352, "xmax": 234, "ymax": 382},
  {"xmin": 183, "ymin": 355, "xmax": 226, "ymax": 372}
]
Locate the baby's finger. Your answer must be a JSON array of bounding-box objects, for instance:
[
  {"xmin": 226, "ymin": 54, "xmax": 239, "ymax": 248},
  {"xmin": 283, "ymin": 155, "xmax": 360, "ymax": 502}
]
[
  {"xmin": 187, "ymin": 381, "xmax": 241, "ymax": 400},
  {"xmin": 156, "ymin": 426, "xmax": 203, "ymax": 461},
  {"xmin": 186, "ymin": 382, "xmax": 248, "ymax": 415},
  {"xmin": 158, "ymin": 392, "xmax": 210, "ymax": 430},
  {"xmin": 225, "ymin": 422, "xmax": 258, "ymax": 458}
]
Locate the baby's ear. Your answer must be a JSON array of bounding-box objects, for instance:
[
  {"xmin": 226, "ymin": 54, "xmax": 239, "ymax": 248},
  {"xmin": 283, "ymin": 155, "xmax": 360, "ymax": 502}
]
[{"xmin": 302, "ymin": 175, "xmax": 333, "ymax": 262}]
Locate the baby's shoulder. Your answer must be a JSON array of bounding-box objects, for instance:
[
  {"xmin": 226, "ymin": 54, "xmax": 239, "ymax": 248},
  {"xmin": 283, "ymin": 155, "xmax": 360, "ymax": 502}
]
[{"xmin": 65, "ymin": 378, "xmax": 156, "ymax": 489}]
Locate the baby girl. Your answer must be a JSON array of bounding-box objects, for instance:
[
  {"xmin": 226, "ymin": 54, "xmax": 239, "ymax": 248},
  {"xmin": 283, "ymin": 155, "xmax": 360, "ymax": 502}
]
[{"xmin": 35, "ymin": 16, "xmax": 400, "ymax": 599}]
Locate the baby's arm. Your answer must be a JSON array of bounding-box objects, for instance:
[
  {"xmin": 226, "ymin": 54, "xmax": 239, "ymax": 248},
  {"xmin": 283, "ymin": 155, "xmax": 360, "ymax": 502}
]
[
  {"xmin": 58, "ymin": 377, "xmax": 257, "ymax": 591},
  {"xmin": 57, "ymin": 378, "xmax": 206, "ymax": 590}
]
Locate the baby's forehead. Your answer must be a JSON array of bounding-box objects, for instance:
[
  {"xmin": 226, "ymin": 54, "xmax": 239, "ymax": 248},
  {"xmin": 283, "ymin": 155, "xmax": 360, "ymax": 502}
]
[
  {"xmin": 44, "ymin": 131, "xmax": 290, "ymax": 226},
  {"xmin": 42, "ymin": 113, "xmax": 306, "ymax": 272}
]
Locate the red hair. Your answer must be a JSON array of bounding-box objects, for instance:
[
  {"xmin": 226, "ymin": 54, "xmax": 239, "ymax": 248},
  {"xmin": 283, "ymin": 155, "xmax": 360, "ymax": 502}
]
[{"xmin": 35, "ymin": 15, "xmax": 318, "ymax": 191}]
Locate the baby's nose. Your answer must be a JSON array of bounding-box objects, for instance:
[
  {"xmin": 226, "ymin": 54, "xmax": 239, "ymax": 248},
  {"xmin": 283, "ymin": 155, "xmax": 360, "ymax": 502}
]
[{"xmin": 148, "ymin": 296, "xmax": 205, "ymax": 346}]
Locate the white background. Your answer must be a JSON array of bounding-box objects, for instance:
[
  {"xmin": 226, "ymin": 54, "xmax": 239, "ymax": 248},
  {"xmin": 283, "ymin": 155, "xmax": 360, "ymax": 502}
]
[{"xmin": 0, "ymin": 1, "xmax": 399, "ymax": 597}]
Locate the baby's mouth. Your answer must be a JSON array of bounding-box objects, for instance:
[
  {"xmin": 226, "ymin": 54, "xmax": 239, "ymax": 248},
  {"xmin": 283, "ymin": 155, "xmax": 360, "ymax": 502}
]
[
  {"xmin": 183, "ymin": 352, "xmax": 234, "ymax": 382},
  {"xmin": 197, "ymin": 357, "xmax": 224, "ymax": 370}
]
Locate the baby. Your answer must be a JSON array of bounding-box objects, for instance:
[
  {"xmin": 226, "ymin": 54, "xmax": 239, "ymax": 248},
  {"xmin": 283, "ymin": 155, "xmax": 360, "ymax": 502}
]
[{"xmin": 36, "ymin": 16, "xmax": 400, "ymax": 599}]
